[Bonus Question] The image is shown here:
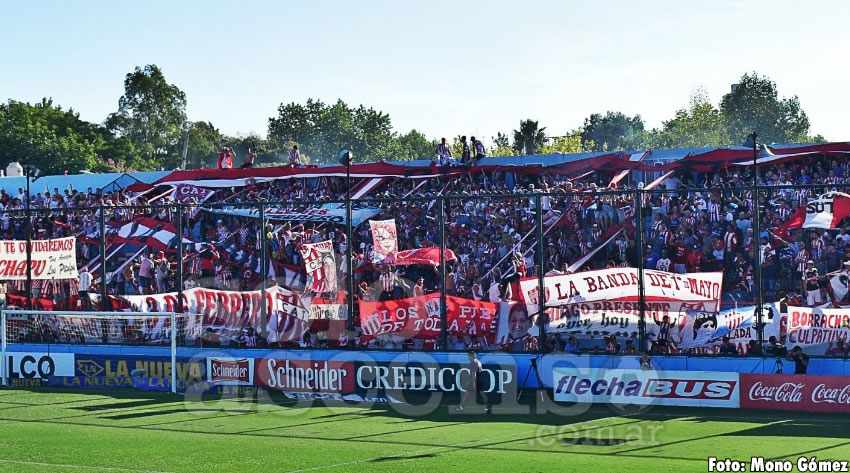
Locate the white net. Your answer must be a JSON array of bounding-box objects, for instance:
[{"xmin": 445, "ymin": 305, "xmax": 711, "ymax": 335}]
[{"xmin": 1, "ymin": 311, "xmax": 201, "ymax": 346}]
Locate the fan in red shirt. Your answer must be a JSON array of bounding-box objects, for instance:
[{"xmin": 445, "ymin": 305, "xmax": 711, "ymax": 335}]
[
  {"xmin": 672, "ymin": 238, "xmax": 690, "ymax": 273},
  {"xmin": 687, "ymin": 244, "xmax": 704, "ymax": 272},
  {"xmin": 217, "ymin": 138, "xmax": 235, "ymax": 169}
]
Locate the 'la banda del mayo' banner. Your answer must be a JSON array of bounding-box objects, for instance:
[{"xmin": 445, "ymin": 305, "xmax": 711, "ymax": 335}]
[{"xmin": 520, "ymin": 268, "xmax": 723, "ymax": 312}]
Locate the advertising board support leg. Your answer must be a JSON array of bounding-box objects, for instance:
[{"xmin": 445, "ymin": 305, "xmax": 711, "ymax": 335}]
[
  {"xmin": 176, "ymin": 204, "xmax": 184, "ymax": 315},
  {"xmin": 171, "ymin": 312, "xmax": 177, "ymax": 394},
  {"xmin": 636, "ymin": 190, "xmax": 647, "ymax": 352},
  {"xmin": 1, "ymin": 311, "xmax": 6, "ymax": 386},
  {"xmin": 439, "ymin": 196, "xmax": 447, "ymax": 350}
]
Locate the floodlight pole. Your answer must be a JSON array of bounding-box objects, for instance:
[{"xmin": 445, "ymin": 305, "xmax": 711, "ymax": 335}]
[
  {"xmin": 25, "ymin": 169, "xmax": 32, "ymax": 310},
  {"xmin": 344, "ymin": 155, "xmax": 354, "ymax": 332},
  {"xmin": 751, "ymin": 132, "xmax": 764, "ymax": 351}
]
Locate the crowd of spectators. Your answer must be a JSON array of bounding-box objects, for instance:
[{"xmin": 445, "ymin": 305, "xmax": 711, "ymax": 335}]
[{"xmin": 3, "ymin": 149, "xmax": 850, "ymax": 355}]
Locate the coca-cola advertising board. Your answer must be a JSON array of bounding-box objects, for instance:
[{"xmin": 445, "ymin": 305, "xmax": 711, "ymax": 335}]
[{"xmin": 740, "ymin": 374, "xmax": 850, "ymax": 414}]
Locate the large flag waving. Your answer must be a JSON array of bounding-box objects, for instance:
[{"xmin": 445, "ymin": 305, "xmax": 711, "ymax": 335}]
[
  {"xmin": 369, "ymin": 219, "xmax": 398, "ymax": 263},
  {"xmin": 299, "ymin": 240, "xmax": 337, "ymax": 293},
  {"xmin": 777, "ymin": 192, "xmax": 850, "ymax": 234}
]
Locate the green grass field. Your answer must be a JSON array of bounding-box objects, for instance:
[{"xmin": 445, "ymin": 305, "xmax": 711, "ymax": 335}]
[{"xmin": 0, "ymin": 388, "xmax": 848, "ymax": 473}]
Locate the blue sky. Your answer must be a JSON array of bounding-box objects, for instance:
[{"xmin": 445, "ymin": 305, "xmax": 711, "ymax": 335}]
[{"xmin": 1, "ymin": 0, "xmax": 847, "ymax": 145}]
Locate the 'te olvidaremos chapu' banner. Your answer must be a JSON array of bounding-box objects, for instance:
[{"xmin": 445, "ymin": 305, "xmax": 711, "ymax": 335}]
[{"xmin": 0, "ymin": 237, "xmax": 77, "ymax": 280}]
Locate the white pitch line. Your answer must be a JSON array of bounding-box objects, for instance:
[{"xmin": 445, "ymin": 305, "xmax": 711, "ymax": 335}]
[
  {"xmin": 281, "ymin": 415, "xmax": 624, "ymax": 473},
  {"xmin": 0, "ymin": 459, "xmax": 179, "ymax": 473}
]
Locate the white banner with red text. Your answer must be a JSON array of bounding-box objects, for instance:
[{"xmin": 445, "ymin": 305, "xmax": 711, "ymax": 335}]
[
  {"xmin": 0, "ymin": 237, "xmax": 77, "ymax": 280},
  {"xmin": 787, "ymin": 306, "xmax": 850, "ymax": 354}
]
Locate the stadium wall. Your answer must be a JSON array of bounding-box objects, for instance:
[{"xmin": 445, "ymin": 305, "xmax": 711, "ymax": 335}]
[{"xmin": 6, "ymin": 343, "xmax": 850, "ymax": 389}]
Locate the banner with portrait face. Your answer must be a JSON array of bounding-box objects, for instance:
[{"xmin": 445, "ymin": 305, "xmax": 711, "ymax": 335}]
[
  {"xmin": 369, "ymin": 219, "xmax": 398, "ymax": 263},
  {"xmin": 678, "ymin": 304, "xmax": 781, "ymax": 355},
  {"xmin": 299, "ymin": 240, "xmax": 337, "ymax": 293}
]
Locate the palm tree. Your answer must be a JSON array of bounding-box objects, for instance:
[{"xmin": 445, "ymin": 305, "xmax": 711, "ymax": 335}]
[{"xmin": 512, "ymin": 119, "xmax": 547, "ymax": 155}]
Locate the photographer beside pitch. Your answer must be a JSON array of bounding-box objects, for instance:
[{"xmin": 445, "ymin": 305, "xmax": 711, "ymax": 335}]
[{"xmin": 456, "ymin": 351, "xmax": 491, "ymax": 414}]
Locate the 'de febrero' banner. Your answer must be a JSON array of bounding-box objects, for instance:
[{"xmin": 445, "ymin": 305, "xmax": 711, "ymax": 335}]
[
  {"xmin": 787, "ymin": 306, "xmax": 850, "ymax": 353},
  {"xmin": 95, "ymin": 286, "xmax": 312, "ymax": 344},
  {"xmin": 0, "ymin": 237, "xmax": 78, "ymax": 280},
  {"xmin": 359, "ymin": 294, "xmax": 498, "ymax": 341},
  {"xmin": 520, "ymin": 268, "xmax": 723, "ymax": 311}
]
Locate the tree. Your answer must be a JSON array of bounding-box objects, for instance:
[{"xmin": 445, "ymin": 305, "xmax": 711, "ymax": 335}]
[
  {"xmin": 538, "ymin": 133, "xmax": 584, "ymax": 155},
  {"xmin": 395, "ymin": 130, "xmax": 434, "ymax": 161},
  {"xmin": 182, "ymin": 121, "xmax": 221, "ymax": 169},
  {"xmin": 0, "ymin": 99, "xmax": 99, "ymax": 173},
  {"xmin": 268, "ymin": 98, "xmax": 408, "ymax": 163},
  {"xmin": 489, "ymin": 132, "xmax": 516, "ymax": 156},
  {"xmin": 720, "ymin": 72, "xmax": 812, "ymax": 144},
  {"xmin": 105, "ymin": 65, "xmax": 188, "ymax": 168},
  {"xmin": 512, "ymin": 120, "xmax": 547, "ymax": 155},
  {"xmin": 652, "ymin": 89, "xmax": 727, "ymax": 149},
  {"xmin": 580, "ymin": 111, "xmax": 648, "ymax": 151}
]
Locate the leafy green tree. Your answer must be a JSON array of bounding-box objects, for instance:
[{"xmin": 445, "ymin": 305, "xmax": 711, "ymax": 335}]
[
  {"xmin": 268, "ymin": 98, "xmax": 400, "ymax": 163},
  {"xmin": 580, "ymin": 111, "xmax": 648, "ymax": 151},
  {"xmin": 539, "ymin": 133, "xmax": 584, "ymax": 154},
  {"xmin": 512, "ymin": 120, "xmax": 546, "ymax": 155},
  {"xmin": 489, "ymin": 132, "xmax": 516, "ymax": 156},
  {"xmin": 394, "ymin": 129, "xmax": 434, "ymax": 161},
  {"xmin": 0, "ymin": 99, "xmax": 99, "ymax": 173},
  {"xmin": 652, "ymin": 89, "xmax": 727, "ymax": 148},
  {"xmin": 181, "ymin": 121, "xmax": 221, "ymax": 169},
  {"xmin": 105, "ymin": 64, "xmax": 188, "ymax": 168},
  {"xmin": 720, "ymin": 72, "xmax": 812, "ymax": 144}
]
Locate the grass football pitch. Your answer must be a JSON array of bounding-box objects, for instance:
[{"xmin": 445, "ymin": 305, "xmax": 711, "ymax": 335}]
[{"xmin": 0, "ymin": 388, "xmax": 848, "ymax": 473}]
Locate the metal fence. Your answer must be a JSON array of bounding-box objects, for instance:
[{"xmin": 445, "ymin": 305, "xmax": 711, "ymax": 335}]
[{"xmin": 6, "ymin": 182, "xmax": 845, "ymax": 355}]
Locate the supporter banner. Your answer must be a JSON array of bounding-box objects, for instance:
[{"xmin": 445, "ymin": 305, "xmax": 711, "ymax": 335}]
[
  {"xmin": 0, "ymin": 237, "xmax": 77, "ymax": 280},
  {"xmin": 309, "ymin": 303, "xmax": 347, "ymax": 320},
  {"xmin": 174, "ymin": 184, "xmax": 214, "ymax": 218},
  {"xmin": 103, "ymin": 286, "xmax": 310, "ymax": 344},
  {"xmin": 300, "ymin": 240, "xmax": 337, "ymax": 293},
  {"xmin": 5, "ymin": 352, "xmax": 75, "ymax": 379},
  {"xmin": 830, "ymin": 272, "xmax": 850, "ymax": 304},
  {"xmin": 778, "ymin": 191, "xmax": 850, "ymax": 230},
  {"xmin": 379, "ymin": 247, "xmax": 457, "ymax": 267},
  {"xmin": 520, "ymin": 268, "xmax": 723, "ymax": 311},
  {"xmin": 553, "ymin": 368, "xmax": 740, "ymax": 408},
  {"xmin": 369, "ymin": 219, "xmax": 398, "ymax": 263},
  {"xmin": 174, "ymin": 184, "xmax": 214, "ymax": 205},
  {"xmin": 740, "ymin": 374, "xmax": 850, "ymax": 414},
  {"xmin": 106, "ymin": 217, "xmax": 193, "ymax": 251},
  {"xmin": 210, "ymin": 205, "xmax": 382, "ymax": 227},
  {"xmin": 358, "ymin": 294, "xmax": 498, "ymax": 341},
  {"xmin": 787, "ymin": 306, "xmax": 850, "ymax": 352},
  {"xmin": 678, "ymin": 304, "xmax": 781, "ymax": 355}
]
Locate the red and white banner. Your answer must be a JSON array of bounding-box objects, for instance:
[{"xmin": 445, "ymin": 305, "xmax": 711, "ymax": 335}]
[
  {"xmin": 787, "ymin": 306, "xmax": 850, "ymax": 352},
  {"xmin": 106, "ymin": 217, "xmax": 192, "ymax": 251},
  {"xmin": 369, "ymin": 219, "xmax": 398, "ymax": 263},
  {"xmin": 299, "ymin": 240, "xmax": 337, "ymax": 293},
  {"xmin": 174, "ymin": 184, "xmax": 215, "ymax": 205},
  {"xmin": 379, "ymin": 247, "xmax": 458, "ymax": 267},
  {"xmin": 359, "ymin": 294, "xmax": 498, "ymax": 341},
  {"xmin": 108, "ymin": 286, "xmax": 311, "ymax": 344},
  {"xmin": 553, "ymin": 368, "xmax": 740, "ymax": 408},
  {"xmin": 520, "ymin": 268, "xmax": 723, "ymax": 311},
  {"xmin": 740, "ymin": 374, "xmax": 850, "ymax": 414},
  {"xmin": 777, "ymin": 192, "xmax": 850, "ymax": 233},
  {"xmin": 0, "ymin": 237, "xmax": 77, "ymax": 280}
]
